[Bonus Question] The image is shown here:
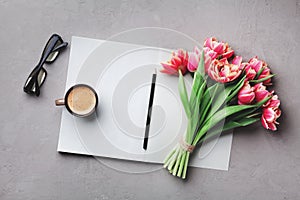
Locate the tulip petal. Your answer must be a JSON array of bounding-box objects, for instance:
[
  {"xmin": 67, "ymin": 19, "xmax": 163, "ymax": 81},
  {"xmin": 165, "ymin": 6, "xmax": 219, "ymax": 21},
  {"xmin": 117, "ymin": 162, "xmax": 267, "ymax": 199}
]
[
  {"xmin": 160, "ymin": 69, "xmax": 177, "ymax": 75},
  {"xmin": 161, "ymin": 63, "xmax": 178, "ymax": 73},
  {"xmin": 263, "ymin": 108, "xmax": 275, "ymax": 122},
  {"xmin": 194, "ymin": 46, "xmax": 201, "ymax": 55},
  {"xmin": 213, "ymin": 43, "xmax": 224, "ymax": 54},
  {"xmin": 232, "ymin": 56, "xmax": 242, "ymax": 65},
  {"xmin": 204, "ymin": 37, "xmax": 213, "ymax": 49},
  {"xmin": 261, "ymin": 116, "xmax": 270, "ymax": 130},
  {"xmin": 222, "ymin": 50, "xmax": 234, "ymax": 58},
  {"xmin": 239, "ymin": 93, "xmax": 255, "ymax": 104},
  {"xmin": 171, "ymin": 56, "xmax": 181, "ymax": 66},
  {"xmin": 161, "ymin": 62, "xmax": 177, "ymax": 70},
  {"xmin": 268, "ymin": 122, "xmax": 277, "ymax": 131},
  {"xmin": 187, "ymin": 53, "xmax": 199, "ymax": 72}
]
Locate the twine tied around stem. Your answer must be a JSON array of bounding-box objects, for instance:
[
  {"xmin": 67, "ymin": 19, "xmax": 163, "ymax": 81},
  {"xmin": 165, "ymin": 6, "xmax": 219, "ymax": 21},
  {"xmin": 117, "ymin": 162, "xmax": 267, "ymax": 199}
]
[{"xmin": 179, "ymin": 137, "xmax": 195, "ymax": 153}]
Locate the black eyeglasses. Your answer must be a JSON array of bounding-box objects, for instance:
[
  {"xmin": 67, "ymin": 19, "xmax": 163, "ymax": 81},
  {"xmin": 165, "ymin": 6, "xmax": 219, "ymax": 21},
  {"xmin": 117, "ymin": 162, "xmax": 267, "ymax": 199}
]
[{"xmin": 23, "ymin": 34, "xmax": 68, "ymax": 96}]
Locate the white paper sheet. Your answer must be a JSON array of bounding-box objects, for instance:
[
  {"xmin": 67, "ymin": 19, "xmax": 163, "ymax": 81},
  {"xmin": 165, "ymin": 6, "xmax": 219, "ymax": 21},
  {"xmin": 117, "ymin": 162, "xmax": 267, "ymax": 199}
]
[{"xmin": 57, "ymin": 36, "xmax": 233, "ymax": 171}]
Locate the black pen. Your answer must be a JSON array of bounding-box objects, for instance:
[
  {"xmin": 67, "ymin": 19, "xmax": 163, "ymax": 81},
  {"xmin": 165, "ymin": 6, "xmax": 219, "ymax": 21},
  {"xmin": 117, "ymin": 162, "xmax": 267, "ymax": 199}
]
[{"xmin": 143, "ymin": 69, "xmax": 157, "ymax": 150}]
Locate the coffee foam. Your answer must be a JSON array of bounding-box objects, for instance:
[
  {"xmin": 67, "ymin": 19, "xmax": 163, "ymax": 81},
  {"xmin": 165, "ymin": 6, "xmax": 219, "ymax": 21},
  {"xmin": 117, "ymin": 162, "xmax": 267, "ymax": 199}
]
[{"xmin": 67, "ymin": 86, "xmax": 96, "ymax": 115}]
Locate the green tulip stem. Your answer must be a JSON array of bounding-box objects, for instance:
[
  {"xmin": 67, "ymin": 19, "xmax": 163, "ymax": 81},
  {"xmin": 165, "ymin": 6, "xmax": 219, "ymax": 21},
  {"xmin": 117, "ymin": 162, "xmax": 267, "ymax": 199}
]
[
  {"xmin": 167, "ymin": 146, "xmax": 180, "ymax": 171},
  {"xmin": 177, "ymin": 150, "xmax": 187, "ymax": 177},
  {"xmin": 163, "ymin": 148, "xmax": 176, "ymax": 168},
  {"xmin": 172, "ymin": 148, "xmax": 183, "ymax": 176},
  {"xmin": 182, "ymin": 152, "xmax": 190, "ymax": 179}
]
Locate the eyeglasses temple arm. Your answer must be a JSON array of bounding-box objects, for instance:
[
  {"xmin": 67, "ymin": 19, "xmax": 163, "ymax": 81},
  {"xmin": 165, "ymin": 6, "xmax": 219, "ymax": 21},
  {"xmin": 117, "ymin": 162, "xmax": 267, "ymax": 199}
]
[{"xmin": 52, "ymin": 42, "xmax": 68, "ymax": 52}]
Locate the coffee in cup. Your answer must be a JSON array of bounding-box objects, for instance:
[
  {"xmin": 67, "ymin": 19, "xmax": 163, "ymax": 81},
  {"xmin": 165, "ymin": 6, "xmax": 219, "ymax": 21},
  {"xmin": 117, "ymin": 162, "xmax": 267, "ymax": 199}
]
[{"xmin": 55, "ymin": 84, "xmax": 98, "ymax": 117}]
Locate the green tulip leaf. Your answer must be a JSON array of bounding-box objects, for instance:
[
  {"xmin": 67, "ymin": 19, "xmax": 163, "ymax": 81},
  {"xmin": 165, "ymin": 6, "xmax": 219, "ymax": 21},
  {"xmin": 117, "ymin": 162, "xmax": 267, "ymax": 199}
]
[
  {"xmin": 191, "ymin": 80, "xmax": 206, "ymax": 132},
  {"xmin": 189, "ymin": 72, "xmax": 205, "ymax": 110},
  {"xmin": 250, "ymin": 74, "xmax": 275, "ymax": 84},
  {"xmin": 254, "ymin": 67, "xmax": 265, "ymax": 79},
  {"xmin": 198, "ymin": 83, "xmax": 220, "ymax": 126},
  {"xmin": 196, "ymin": 50, "xmax": 205, "ymax": 75},
  {"xmin": 198, "ymin": 117, "xmax": 260, "ymax": 144},
  {"xmin": 193, "ymin": 96, "xmax": 271, "ymax": 145},
  {"xmin": 178, "ymin": 70, "xmax": 191, "ymax": 118}
]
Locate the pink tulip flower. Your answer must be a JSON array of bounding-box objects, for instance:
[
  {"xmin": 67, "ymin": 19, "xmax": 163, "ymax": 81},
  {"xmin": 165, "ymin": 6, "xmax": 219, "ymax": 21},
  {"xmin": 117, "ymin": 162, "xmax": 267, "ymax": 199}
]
[
  {"xmin": 244, "ymin": 63, "xmax": 257, "ymax": 81},
  {"xmin": 261, "ymin": 107, "xmax": 281, "ymax": 131},
  {"xmin": 238, "ymin": 82, "xmax": 255, "ymax": 105},
  {"xmin": 187, "ymin": 46, "xmax": 201, "ymax": 72},
  {"xmin": 161, "ymin": 49, "xmax": 188, "ymax": 75},
  {"xmin": 207, "ymin": 56, "xmax": 242, "ymax": 83},
  {"xmin": 253, "ymin": 83, "xmax": 272, "ymax": 103},
  {"xmin": 264, "ymin": 94, "xmax": 280, "ymax": 108},
  {"xmin": 248, "ymin": 57, "xmax": 272, "ymax": 85},
  {"xmin": 261, "ymin": 95, "xmax": 281, "ymax": 131},
  {"xmin": 187, "ymin": 46, "xmax": 212, "ymax": 73},
  {"xmin": 203, "ymin": 37, "xmax": 234, "ymax": 59}
]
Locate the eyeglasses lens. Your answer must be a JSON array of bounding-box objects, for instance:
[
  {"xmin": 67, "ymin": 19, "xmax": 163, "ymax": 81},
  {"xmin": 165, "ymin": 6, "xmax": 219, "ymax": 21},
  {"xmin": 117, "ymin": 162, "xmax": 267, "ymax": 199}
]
[
  {"xmin": 24, "ymin": 68, "xmax": 47, "ymax": 93},
  {"xmin": 45, "ymin": 39, "xmax": 62, "ymax": 63}
]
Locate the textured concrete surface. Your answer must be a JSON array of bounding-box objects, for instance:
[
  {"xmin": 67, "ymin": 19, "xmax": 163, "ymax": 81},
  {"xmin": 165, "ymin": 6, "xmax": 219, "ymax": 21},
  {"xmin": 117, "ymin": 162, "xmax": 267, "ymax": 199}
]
[{"xmin": 0, "ymin": 0, "xmax": 300, "ymax": 199}]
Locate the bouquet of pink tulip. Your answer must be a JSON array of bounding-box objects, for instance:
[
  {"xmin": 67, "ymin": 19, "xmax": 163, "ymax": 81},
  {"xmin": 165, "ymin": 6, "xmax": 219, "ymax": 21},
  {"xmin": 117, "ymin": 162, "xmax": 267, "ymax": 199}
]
[{"xmin": 161, "ymin": 37, "xmax": 281, "ymax": 179}]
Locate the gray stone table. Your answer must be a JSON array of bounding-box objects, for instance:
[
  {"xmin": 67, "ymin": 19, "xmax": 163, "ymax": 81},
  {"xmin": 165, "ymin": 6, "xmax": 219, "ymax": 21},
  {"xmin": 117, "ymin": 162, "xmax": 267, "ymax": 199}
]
[{"xmin": 1, "ymin": 0, "xmax": 299, "ymax": 199}]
